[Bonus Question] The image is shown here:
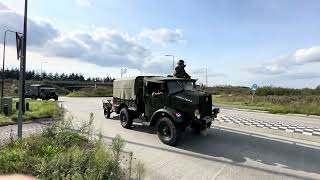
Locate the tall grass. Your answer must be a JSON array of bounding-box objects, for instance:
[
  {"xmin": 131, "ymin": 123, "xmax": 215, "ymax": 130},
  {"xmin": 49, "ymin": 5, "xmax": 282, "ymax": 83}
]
[
  {"xmin": 213, "ymin": 95, "xmax": 320, "ymax": 115},
  {"xmin": 0, "ymin": 114, "xmax": 145, "ymax": 179},
  {"xmin": 0, "ymin": 100, "xmax": 62, "ymax": 126},
  {"xmin": 11, "ymin": 100, "xmax": 62, "ymax": 121},
  {"xmin": 207, "ymin": 85, "xmax": 320, "ymax": 96},
  {"xmin": 67, "ymin": 87, "xmax": 112, "ymax": 97}
]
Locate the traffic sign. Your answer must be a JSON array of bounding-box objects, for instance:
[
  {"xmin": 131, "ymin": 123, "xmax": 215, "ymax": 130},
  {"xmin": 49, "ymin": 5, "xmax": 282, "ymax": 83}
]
[
  {"xmin": 251, "ymin": 84, "xmax": 258, "ymax": 91},
  {"xmin": 15, "ymin": 32, "xmax": 23, "ymax": 60}
]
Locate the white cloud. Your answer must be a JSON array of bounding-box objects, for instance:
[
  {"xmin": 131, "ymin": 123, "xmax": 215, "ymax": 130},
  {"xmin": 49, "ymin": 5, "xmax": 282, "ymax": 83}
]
[
  {"xmin": 0, "ymin": 2, "xmax": 183, "ymax": 76},
  {"xmin": 45, "ymin": 28, "xmax": 152, "ymax": 69},
  {"xmin": 138, "ymin": 28, "xmax": 184, "ymax": 46},
  {"xmin": 142, "ymin": 56, "xmax": 173, "ymax": 74},
  {"xmin": 294, "ymin": 47, "xmax": 320, "ymax": 64},
  {"xmin": 0, "ymin": 2, "xmax": 59, "ymax": 46},
  {"xmin": 250, "ymin": 47, "xmax": 320, "ymax": 75},
  {"xmin": 75, "ymin": 0, "xmax": 92, "ymax": 7},
  {"xmin": 0, "ymin": 2, "xmax": 9, "ymax": 10}
]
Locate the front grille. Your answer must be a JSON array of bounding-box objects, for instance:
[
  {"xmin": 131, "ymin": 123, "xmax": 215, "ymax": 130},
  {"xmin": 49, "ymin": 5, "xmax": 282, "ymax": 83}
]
[{"xmin": 200, "ymin": 95, "xmax": 212, "ymax": 117}]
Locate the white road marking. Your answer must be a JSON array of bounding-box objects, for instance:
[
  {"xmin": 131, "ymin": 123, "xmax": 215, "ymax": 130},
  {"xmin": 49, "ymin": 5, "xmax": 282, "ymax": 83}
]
[{"xmin": 212, "ymin": 165, "xmax": 226, "ymax": 180}]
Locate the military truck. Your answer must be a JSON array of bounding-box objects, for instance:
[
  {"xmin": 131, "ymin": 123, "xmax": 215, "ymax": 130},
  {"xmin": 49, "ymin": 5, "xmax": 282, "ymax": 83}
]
[
  {"xmin": 25, "ymin": 84, "xmax": 58, "ymax": 101},
  {"xmin": 102, "ymin": 76, "xmax": 219, "ymax": 146}
]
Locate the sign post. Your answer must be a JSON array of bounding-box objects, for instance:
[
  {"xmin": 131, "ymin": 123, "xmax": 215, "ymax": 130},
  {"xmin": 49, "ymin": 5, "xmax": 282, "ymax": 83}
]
[{"xmin": 250, "ymin": 84, "xmax": 258, "ymax": 103}]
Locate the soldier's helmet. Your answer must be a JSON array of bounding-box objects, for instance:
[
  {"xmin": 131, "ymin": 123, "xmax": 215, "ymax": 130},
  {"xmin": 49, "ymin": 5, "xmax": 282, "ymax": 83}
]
[{"xmin": 177, "ymin": 60, "xmax": 186, "ymax": 67}]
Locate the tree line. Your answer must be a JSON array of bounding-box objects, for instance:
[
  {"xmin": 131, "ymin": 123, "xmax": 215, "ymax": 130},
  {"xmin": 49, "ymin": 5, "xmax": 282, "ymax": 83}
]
[
  {"xmin": 207, "ymin": 85, "xmax": 320, "ymax": 96},
  {"xmin": 1, "ymin": 68, "xmax": 114, "ymax": 82}
]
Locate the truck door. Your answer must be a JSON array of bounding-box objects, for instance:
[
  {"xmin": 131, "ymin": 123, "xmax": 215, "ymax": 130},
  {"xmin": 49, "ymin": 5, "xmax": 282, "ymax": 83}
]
[{"xmin": 145, "ymin": 82, "xmax": 165, "ymax": 119}]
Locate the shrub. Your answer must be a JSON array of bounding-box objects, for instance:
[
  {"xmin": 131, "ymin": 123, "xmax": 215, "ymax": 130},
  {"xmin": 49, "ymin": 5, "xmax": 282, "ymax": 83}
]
[
  {"xmin": 0, "ymin": 114, "xmax": 144, "ymax": 179},
  {"xmin": 67, "ymin": 87, "xmax": 112, "ymax": 97}
]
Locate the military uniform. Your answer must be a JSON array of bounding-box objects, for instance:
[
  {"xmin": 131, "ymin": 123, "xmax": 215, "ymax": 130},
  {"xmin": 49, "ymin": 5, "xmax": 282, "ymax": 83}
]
[{"xmin": 173, "ymin": 62, "xmax": 191, "ymax": 79}]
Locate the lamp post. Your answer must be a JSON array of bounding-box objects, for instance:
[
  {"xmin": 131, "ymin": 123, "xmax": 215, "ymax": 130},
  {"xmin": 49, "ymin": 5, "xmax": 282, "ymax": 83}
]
[
  {"xmin": 194, "ymin": 68, "xmax": 208, "ymax": 87},
  {"xmin": 2, "ymin": 30, "xmax": 22, "ymax": 97},
  {"xmin": 40, "ymin": 61, "xmax": 47, "ymax": 80},
  {"xmin": 120, "ymin": 68, "xmax": 127, "ymax": 77},
  {"xmin": 137, "ymin": 68, "xmax": 143, "ymax": 76},
  {"xmin": 165, "ymin": 54, "xmax": 175, "ymax": 72}
]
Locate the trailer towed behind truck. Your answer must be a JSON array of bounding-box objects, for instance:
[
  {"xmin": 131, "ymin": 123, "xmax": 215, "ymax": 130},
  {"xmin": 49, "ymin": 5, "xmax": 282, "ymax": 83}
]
[{"xmin": 103, "ymin": 76, "xmax": 219, "ymax": 146}]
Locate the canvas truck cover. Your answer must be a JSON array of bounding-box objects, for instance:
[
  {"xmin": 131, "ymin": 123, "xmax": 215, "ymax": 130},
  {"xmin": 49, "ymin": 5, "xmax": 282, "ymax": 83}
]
[{"xmin": 113, "ymin": 77, "xmax": 138, "ymax": 100}]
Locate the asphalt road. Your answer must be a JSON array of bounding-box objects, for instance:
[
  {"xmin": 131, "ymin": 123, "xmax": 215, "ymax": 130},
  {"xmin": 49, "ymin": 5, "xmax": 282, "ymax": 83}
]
[
  {"xmin": 60, "ymin": 97, "xmax": 320, "ymax": 180},
  {"xmin": 218, "ymin": 106, "xmax": 320, "ymax": 128}
]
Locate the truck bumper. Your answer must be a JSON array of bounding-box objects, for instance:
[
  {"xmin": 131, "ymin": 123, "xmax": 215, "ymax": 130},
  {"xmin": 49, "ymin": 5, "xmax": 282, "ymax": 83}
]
[{"xmin": 191, "ymin": 116, "xmax": 213, "ymax": 127}]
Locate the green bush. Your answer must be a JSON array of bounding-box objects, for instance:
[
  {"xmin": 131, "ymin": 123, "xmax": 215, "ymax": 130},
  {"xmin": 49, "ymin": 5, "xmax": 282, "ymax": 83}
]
[
  {"xmin": 207, "ymin": 85, "xmax": 320, "ymax": 96},
  {"xmin": 213, "ymin": 95, "xmax": 320, "ymax": 115},
  {"xmin": 11, "ymin": 100, "xmax": 62, "ymax": 121},
  {"xmin": 0, "ymin": 116, "xmax": 144, "ymax": 179},
  {"xmin": 67, "ymin": 87, "xmax": 112, "ymax": 97}
]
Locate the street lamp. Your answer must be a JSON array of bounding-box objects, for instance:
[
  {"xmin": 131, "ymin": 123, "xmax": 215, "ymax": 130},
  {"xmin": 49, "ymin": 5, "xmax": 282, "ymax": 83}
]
[
  {"xmin": 2, "ymin": 30, "xmax": 23, "ymax": 97},
  {"xmin": 165, "ymin": 54, "xmax": 175, "ymax": 72},
  {"xmin": 194, "ymin": 68, "xmax": 208, "ymax": 87},
  {"xmin": 40, "ymin": 61, "xmax": 47, "ymax": 80},
  {"xmin": 137, "ymin": 68, "xmax": 143, "ymax": 76},
  {"xmin": 120, "ymin": 68, "xmax": 127, "ymax": 77}
]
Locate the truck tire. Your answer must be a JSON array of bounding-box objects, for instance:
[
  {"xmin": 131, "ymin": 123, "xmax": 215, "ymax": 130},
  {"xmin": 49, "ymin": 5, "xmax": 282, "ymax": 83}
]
[
  {"xmin": 156, "ymin": 117, "xmax": 181, "ymax": 146},
  {"xmin": 119, "ymin": 108, "xmax": 133, "ymax": 129},
  {"xmin": 104, "ymin": 107, "xmax": 111, "ymax": 118}
]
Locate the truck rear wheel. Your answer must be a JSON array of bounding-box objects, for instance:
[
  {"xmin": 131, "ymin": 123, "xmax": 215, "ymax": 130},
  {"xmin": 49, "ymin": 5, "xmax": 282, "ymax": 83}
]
[
  {"xmin": 156, "ymin": 117, "xmax": 181, "ymax": 146},
  {"xmin": 104, "ymin": 107, "xmax": 111, "ymax": 118},
  {"xmin": 119, "ymin": 108, "xmax": 133, "ymax": 129}
]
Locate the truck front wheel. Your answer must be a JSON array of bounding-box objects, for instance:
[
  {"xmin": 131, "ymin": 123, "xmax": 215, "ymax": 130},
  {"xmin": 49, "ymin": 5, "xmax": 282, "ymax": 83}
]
[
  {"xmin": 119, "ymin": 108, "xmax": 133, "ymax": 129},
  {"xmin": 156, "ymin": 117, "xmax": 181, "ymax": 146}
]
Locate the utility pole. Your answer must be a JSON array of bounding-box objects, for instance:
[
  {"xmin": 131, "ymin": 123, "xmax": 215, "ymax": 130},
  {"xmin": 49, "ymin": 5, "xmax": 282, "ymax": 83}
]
[
  {"xmin": 18, "ymin": 0, "xmax": 28, "ymax": 138},
  {"xmin": 205, "ymin": 68, "xmax": 208, "ymax": 87}
]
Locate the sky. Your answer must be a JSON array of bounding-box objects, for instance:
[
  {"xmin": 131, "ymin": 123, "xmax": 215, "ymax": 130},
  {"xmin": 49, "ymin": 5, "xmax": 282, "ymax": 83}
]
[{"xmin": 0, "ymin": 0, "xmax": 320, "ymax": 88}]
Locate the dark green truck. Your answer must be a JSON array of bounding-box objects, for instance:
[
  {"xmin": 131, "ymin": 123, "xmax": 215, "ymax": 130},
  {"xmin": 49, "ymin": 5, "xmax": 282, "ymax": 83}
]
[
  {"xmin": 25, "ymin": 84, "xmax": 58, "ymax": 101},
  {"xmin": 103, "ymin": 76, "xmax": 219, "ymax": 146}
]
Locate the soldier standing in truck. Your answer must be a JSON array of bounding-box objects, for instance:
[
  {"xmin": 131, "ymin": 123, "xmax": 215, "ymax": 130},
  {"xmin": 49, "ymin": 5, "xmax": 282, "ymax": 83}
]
[{"xmin": 173, "ymin": 60, "xmax": 191, "ymax": 79}]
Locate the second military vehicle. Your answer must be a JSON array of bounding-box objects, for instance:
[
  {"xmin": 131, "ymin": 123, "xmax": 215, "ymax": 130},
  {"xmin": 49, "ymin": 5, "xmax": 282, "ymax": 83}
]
[
  {"xmin": 103, "ymin": 76, "xmax": 219, "ymax": 146},
  {"xmin": 25, "ymin": 84, "xmax": 58, "ymax": 101}
]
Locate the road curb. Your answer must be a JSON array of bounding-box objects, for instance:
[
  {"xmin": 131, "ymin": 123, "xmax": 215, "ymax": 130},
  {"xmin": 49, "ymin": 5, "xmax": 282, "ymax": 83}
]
[
  {"xmin": 216, "ymin": 104, "xmax": 320, "ymax": 119},
  {"xmin": 212, "ymin": 122, "xmax": 320, "ymax": 148}
]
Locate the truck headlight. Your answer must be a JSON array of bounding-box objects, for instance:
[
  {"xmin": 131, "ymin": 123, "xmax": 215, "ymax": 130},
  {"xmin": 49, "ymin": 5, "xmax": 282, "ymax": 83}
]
[{"xmin": 194, "ymin": 109, "xmax": 201, "ymax": 119}]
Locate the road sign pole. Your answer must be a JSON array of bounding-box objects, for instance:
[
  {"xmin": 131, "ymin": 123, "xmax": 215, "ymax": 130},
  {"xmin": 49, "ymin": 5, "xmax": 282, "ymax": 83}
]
[
  {"xmin": 18, "ymin": 0, "xmax": 28, "ymax": 138},
  {"xmin": 251, "ymin": 90, "xmax": 255, "ymax": 103}
]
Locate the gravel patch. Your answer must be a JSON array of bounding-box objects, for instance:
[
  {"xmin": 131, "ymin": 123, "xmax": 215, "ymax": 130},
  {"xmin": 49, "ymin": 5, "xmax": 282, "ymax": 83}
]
[{"xmin": 0, "ymin": 123, "xmax": 47, "ymax": 146}]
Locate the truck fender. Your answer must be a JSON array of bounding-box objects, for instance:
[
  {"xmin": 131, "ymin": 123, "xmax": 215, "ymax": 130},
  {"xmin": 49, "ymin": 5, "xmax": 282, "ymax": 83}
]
[{"xmin": 150, "ymin": 108, "xmax": 183, "ymax": 127}]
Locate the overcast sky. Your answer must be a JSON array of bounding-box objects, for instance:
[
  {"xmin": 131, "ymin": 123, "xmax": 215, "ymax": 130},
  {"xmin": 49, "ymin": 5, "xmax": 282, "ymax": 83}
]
[{"xmin": 1, "ymin": 0, "xmax": 320, "ymax": 88}]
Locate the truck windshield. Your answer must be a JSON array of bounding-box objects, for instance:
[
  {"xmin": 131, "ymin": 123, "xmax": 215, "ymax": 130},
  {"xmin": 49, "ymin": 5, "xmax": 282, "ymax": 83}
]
[{"xmin": 167, "ymin": 81, "xmax": 195, "ymax": 94}]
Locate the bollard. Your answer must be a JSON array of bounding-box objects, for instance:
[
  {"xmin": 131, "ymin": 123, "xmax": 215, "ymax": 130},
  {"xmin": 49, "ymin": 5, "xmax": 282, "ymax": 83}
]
[
  {"xmin": 3, "ymin": 103, "xmax": 9, "ymax": 116},
  {"xmin": 26, "ymin": 102, "xmax": 29, "ymax": 111},
  {"xmin": 1, "ymin": 97, "xmax": 12, "ymax": 116}
]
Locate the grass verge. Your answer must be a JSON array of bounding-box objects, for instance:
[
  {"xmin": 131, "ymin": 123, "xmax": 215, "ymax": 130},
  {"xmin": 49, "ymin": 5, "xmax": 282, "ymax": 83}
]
[
  {"xmin": 67, "ymin": 87, "xmax": 112, "ymax": 97},
  {"xmin": 0, "ymin": 113, "xmax": 145, "ymax": 179},
  {"xmin": 213, "ymin": 95, "xmax": 320, "ymax": 116},
  {"xmin": 0, "ymin": 100, "xmax": 62, "ymax": 126}
]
